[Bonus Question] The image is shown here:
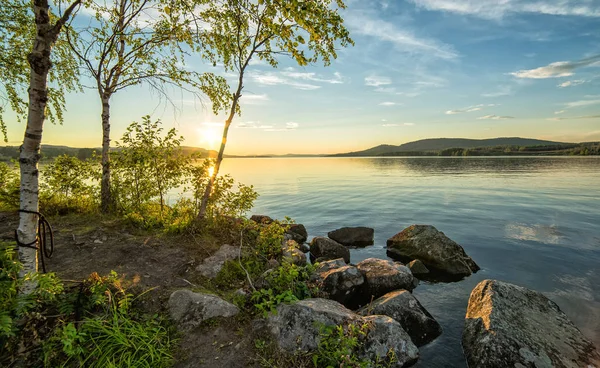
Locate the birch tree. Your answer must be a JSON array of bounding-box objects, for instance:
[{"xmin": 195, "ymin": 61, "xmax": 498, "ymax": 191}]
[
  {"xmin": 194, "ymin": 0, "xmax": 353, "ymax": 219},
  {"xmin": 0, "ymin": 1, "xmax": 80, "ymax": 141},
  {"xmin": 15, "ymin": 0, "xmax": 82, "ymax": 293},
  {"xmin": 66, "ymin": 0, "xmax": 229, "ymax": 212}
]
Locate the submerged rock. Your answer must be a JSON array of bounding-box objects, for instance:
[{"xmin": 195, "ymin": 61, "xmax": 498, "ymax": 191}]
[
  {"xmin": 168, "ymin": 290, "xmax": 239, "ymax": 331},
  {"xmin": 358, "ymin": 290, "xmax": 442, "ymax": 346},
  {"xmin": 327, "ymin": 226, "xmax": 374, "ymax": 247},
  {"xmin": 407, "ymin": 259, "xmax": 430, "ymax": 277},
  {"xmin": 356, "ymin": 258, "xmax": 416, "ymax": 305},
  {"xmin": 195, "ymin": 244, "xmax": 240, "ymax": 279},
  {"xmin": 310, "ymin": 237, "xmax": 350, "ymax": 263},
  {"xmin": 463, "ymin": 279, "xmax": 600, "ymax": 368},
  {"xmin": 386, "ymin": 225, "xmax": 479, "ymax": 279},
  {"xmin": 267, "ymin": 298, "xmax": 419, "ymax": 367}
]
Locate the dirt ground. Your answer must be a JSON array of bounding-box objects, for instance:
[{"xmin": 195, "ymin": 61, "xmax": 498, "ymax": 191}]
[{"xmin": 0, "ymin": 211, "xmax": 258, "ymax": 368}]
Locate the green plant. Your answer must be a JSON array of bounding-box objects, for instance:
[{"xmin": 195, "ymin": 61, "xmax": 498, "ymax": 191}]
[
  {"xmin": 0, "ymin": 161, "xmax": 20, "ymax": 210},
  {"xmin": 40, "ymin": 154, "xmax": 100, "ymax": 215}
]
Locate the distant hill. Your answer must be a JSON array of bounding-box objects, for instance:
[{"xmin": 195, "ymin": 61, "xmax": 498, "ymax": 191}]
[{"xmin": 333, "ymin": 138, "xmax": 567, "ymax": 157}]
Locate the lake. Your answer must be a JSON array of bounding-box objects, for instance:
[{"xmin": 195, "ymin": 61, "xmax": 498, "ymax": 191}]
[{"xmin": 219, "ymin": 156, "xmax": 600, "ymax": 367}]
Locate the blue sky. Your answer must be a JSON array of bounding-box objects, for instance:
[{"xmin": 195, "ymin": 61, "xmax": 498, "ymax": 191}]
[{"xmin": 4, "ymin": 0, "xmax": 600, "ymax": 155}]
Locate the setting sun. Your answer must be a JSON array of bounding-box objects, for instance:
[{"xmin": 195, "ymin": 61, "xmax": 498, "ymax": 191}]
[{"xmin": 199, "ymin": 127, "xmax": 222, "ymax": 149}]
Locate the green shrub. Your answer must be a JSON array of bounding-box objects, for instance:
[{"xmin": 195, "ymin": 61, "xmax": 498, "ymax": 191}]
[
  {"xmin": 0, "ymin": 162, "xmax": 19, "ymax": 210},
  {"xmin": 39, "ymin": 154, "xmax": 100, "ymax": 215}
]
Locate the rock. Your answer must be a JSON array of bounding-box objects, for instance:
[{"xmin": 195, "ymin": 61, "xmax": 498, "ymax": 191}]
[
  {"xmin": 356, "ymin": 258, "xmax": 416, "ymax": 304},
  {"xmin": 168, "ymin": 290, "xmax": 239, "ymax": 331},
  {"xmin": 250, "ymin": 214, "xmax": 273, "ymax": 224},
  {"xmin": 320, "ymin": 265, "xmax": 364, "ymax": 306},
  {"xmin": 386, "ymin": 225, "xmax": 479, "ymax": 279},
  {"xmin": 360, "ymin": 315, "xmax": 420, "ymax": 367},
  {"xmin": 358, "ymin": 290, "xmax": 442, "ymax": 346},
  {"xmin": 407, "ymin": 259, "xmax": 429, "ymax": 277},
  {"xmin": 328, "ymin": 226, "xmax": 374, "ymax": 247},
  {"xmin": 195, "ymin": 244, "xmax": 240, "ymax": 279},
  {"xmin": 314, "ymin": 258, "xmax": 347, "ymax": 274},
  {"xmin": 463, "ymin": 279, "xmax": 600, "ymax": 368},
  {"xmin": 287, "ymin": 224, "xmax": 308, "ymax": 244},
  {"xmin": 282, "ymin": 242, "xmax": 307, "ymax": 266},
  {"xmin": 267, "ymin": 298, "xmax": 418, "ymax": 367},
  {"xmin": 93, "ymin": 239, "xmax": 103, "ymax": 244},
  {"xmin": 299, "ymin": 243, "xmax": 310, "ymax": 253},
  {"xmin": 310, "ymin": 237, "xmax": 350, "ymax": 263},
  {"xmin": 266, "ymin": 258, "xmax": 280, "ymax": 270}
]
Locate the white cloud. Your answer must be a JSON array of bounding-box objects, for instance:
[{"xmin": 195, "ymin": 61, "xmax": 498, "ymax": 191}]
[
  {"xmin": 482, "ymin": 85, "xmax": 513, "ymax": 97},
  {"xmin": 554, "ymin": 110, "xmax": 565, "ymax": 115},
  {"xmin": 409, "ymin": 0, "xmax": 600, "ymax": 19},
  {"xmin": 281, "ymin": 69, "xmax": 345, "ymax": 84},
  {"xmin": 286, "ymin": 122, "xmax": 299, "ymax": 130},
  {"xmin": 548, "ymin": 115, "xmax": 600, "ymax": 121},
  {"xmin": 242, "ymin": 94, "xmax": 270, "ymax": 105},
  {"xmin": 564, "ymin": 99, "xmax": 600, "ymax": 109},
  {"xmin": 345, "ymin": 13, "xmax": 458, "ymax": 60},
  {"xmin": 249, "ymin": 71, "xmax": 321, "ymax": 90},
  {"xmin": 558, "ymin": 79, "xmax": 586, "ymax": 88},
  {"xmin": 446, "ymin": 104, "xmax": 497, "ymax": 115},
  {"xmin": 365, "ymin": 76, "xmax": 392, "ymax": 87},
  {"xmin": 379, "ymin": 102, "xmax": 398, "ymax": 106},
  {"xmin": 510, "ymin": 55, "xmax": 600, "ymax": 79},
  {"xmin": 382, "ymin": 123, "xmax": 416, "ymax": 127},
  {"xmin": 477, "ymin": 115, "xmax": 515, "ymax": 120}
]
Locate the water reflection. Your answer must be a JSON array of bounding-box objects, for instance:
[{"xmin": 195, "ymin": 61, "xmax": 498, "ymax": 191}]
[{"xmin": 505, "ymin": 223, "xmax": 564, "ymax": 244}]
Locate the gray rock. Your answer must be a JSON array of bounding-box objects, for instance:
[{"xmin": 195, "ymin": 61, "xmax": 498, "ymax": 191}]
[
  {"xmin": 356, "ymin": 258, "xmax": 416, "ymax": 304},
  {"xmin": 267, "ymin": 298, "xmax": 419, "ymax": 367},
  {"xmin": 463, "ymin": 279, "xmax": 600, "ymax": 368},
  {"xmin": 320, "ymin": 265, "xmax": 364, "ymax": 306},
  {"xmin": 287, "ymin": 224, "xmax": 308, "ymax": 244},
  {"xmin": 360, "ymin": 315, "xmax": 420, "ymax": 367},
  {"xmin": 358, "ymin": 290, "xmax": 442, "ymax": 346},
  {"xmin": 327, "ymin": 226, "xmax": 374, "ymax": 247},
  {"xmin": 299, "ymin": 242, "xmax": 310, "ymax": 253},
  {"xmin": 168, "ymin": 290, "xmax": 239, "ymax": 331},
  {"xmin": 310, "ymin": 237, "xmax": 350, "ymax": 263},
  {"xmin": 195, "ymin": 244, "xmax": 240, "ymax": 279},
  {"xmin": 407, "ymin": 259, "xmax": 430, "ymax": 277},
  {"xmin": 386, "ymin": 225, "xmax": 479, "ymax": 278},
  {"xmin": 310, "ymin": 258, "xmax": 347, "ymax": 282},
  {"xmin": 250, "ymin": 214, "xmax": 273, "ymax": 224}
]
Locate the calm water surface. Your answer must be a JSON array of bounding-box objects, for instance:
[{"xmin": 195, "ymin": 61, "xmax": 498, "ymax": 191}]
[{"xmin": 219, "ymin": 157, "xmax": 600, "ymax": 367}]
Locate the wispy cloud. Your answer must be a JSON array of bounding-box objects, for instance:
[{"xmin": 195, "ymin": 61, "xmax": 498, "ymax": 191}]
[
  {"xmin": 379, "ymin": 102, "xmax": 398, "ymax": 106},
  {"xmin": 564, "ymin": 99, "xmax": 600, "ymax": 109},
  {"xmin": 446, "ymin": 104, "xmax": 497, "ymax": 115},
  {"xmin": 248, "ymin": 70, "xmax": 344, "ymax": 90},
  {"xmin": 409, "ymin": 0, "xmax": 600, "ymax": 19},
  {"xmin": 382, "ymin": 123, "xmax": 415, "ymax": 127},
  {"xmin": 477, "ymin": 115, "xmax": 515, "ymax": 120},
  {"xmin": 554, "ymin": 110, "xmax": 565, "ymax": 115},
  {"xmin": 242, "ymin": 94, "xmax": 270, "ymax": 105},
  {"xmin": 510, "ymin": 55, "xmax": 600, "ymax": 79},
  {"xmin": 365, "ymin": 76, "xmax": 392, "ymax": 87},
  {"xmin": 558, "ymin": 79, "xmax": 586, "ymax": 88},
  {"xmin": 482, "ymin": 85, "xmax": 512, "ymax": 97},
  {"xmin": 548, "ymin": 115, "xmax": 600, "ymax": 121},
  {"xmin": 345, "ymin": 13, "xmax": 458, "ymax": 60}
]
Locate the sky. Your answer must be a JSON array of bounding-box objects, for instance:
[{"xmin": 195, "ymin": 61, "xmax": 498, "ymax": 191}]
[{"xmin": 3, "ymin": 0, "xmax": 600, "ymax": 155}]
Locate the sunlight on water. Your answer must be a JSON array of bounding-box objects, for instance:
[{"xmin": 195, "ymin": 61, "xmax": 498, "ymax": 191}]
[{"xmin": 216, "ymin": 156, "xmax": 600, "ymax": 367}]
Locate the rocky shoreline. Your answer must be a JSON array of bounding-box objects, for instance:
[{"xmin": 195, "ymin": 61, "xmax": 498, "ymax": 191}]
[{"xmin": 170, "ymin": 216, "xmax": 600, "ymax": 367}]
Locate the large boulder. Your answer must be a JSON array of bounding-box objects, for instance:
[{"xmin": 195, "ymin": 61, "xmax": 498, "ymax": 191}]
[
  {"xmin": 267, "ymin": 298, "xmax": 419, "ymax": 367},
  {"xmin": 463, "ymin": 279, "xmax": 600, "ymax": 368},
  {"xmin": 327, "ymin": 227, "xmax": 374, "ymax": 247},
  {"xmin": 356, "ymin": 258, "xmax": 416, "ymax": 305},
  {"xmin": 386, "ymin": 225, "xmax": 479, "ymax": 279},
  {"xmin": 195, "ymin": 244, "xmax": 239, "ymax": 279},
  {"xmin": 319, "ymin": 265, "xmax": 364, "ymax": 306},
  {"xmin": 310, "ymin": 237, "xmax": 350, "ymax": 263},
  {"xmin": 287, "ymin": 224, "xmax": 308, "ymax": 244},
  {"xmin": 358, "ymin": 290, "xmax": 442, "ymax": 346},
  {"xmin": 168, "ymin": 290, "xmax": 239, "ymax": 331}
]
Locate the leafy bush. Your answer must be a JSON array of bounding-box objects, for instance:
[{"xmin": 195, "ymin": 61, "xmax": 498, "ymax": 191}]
[
  {"xmin": 0, "ymin": 162, "xmax": 20, "ymax": 210},
  {"xmin": 40, "ymin": 154, "xmax": 100, "ymax": 215}
]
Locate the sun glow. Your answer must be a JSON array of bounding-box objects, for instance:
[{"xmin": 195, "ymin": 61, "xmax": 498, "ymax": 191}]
[
  {"xmin": 207, "ymin": 165, "xmax": 215, "ymax": 177},
  {"xmin": 198, "ymin": 123, "xmax": 223, "ymax": 149}
]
